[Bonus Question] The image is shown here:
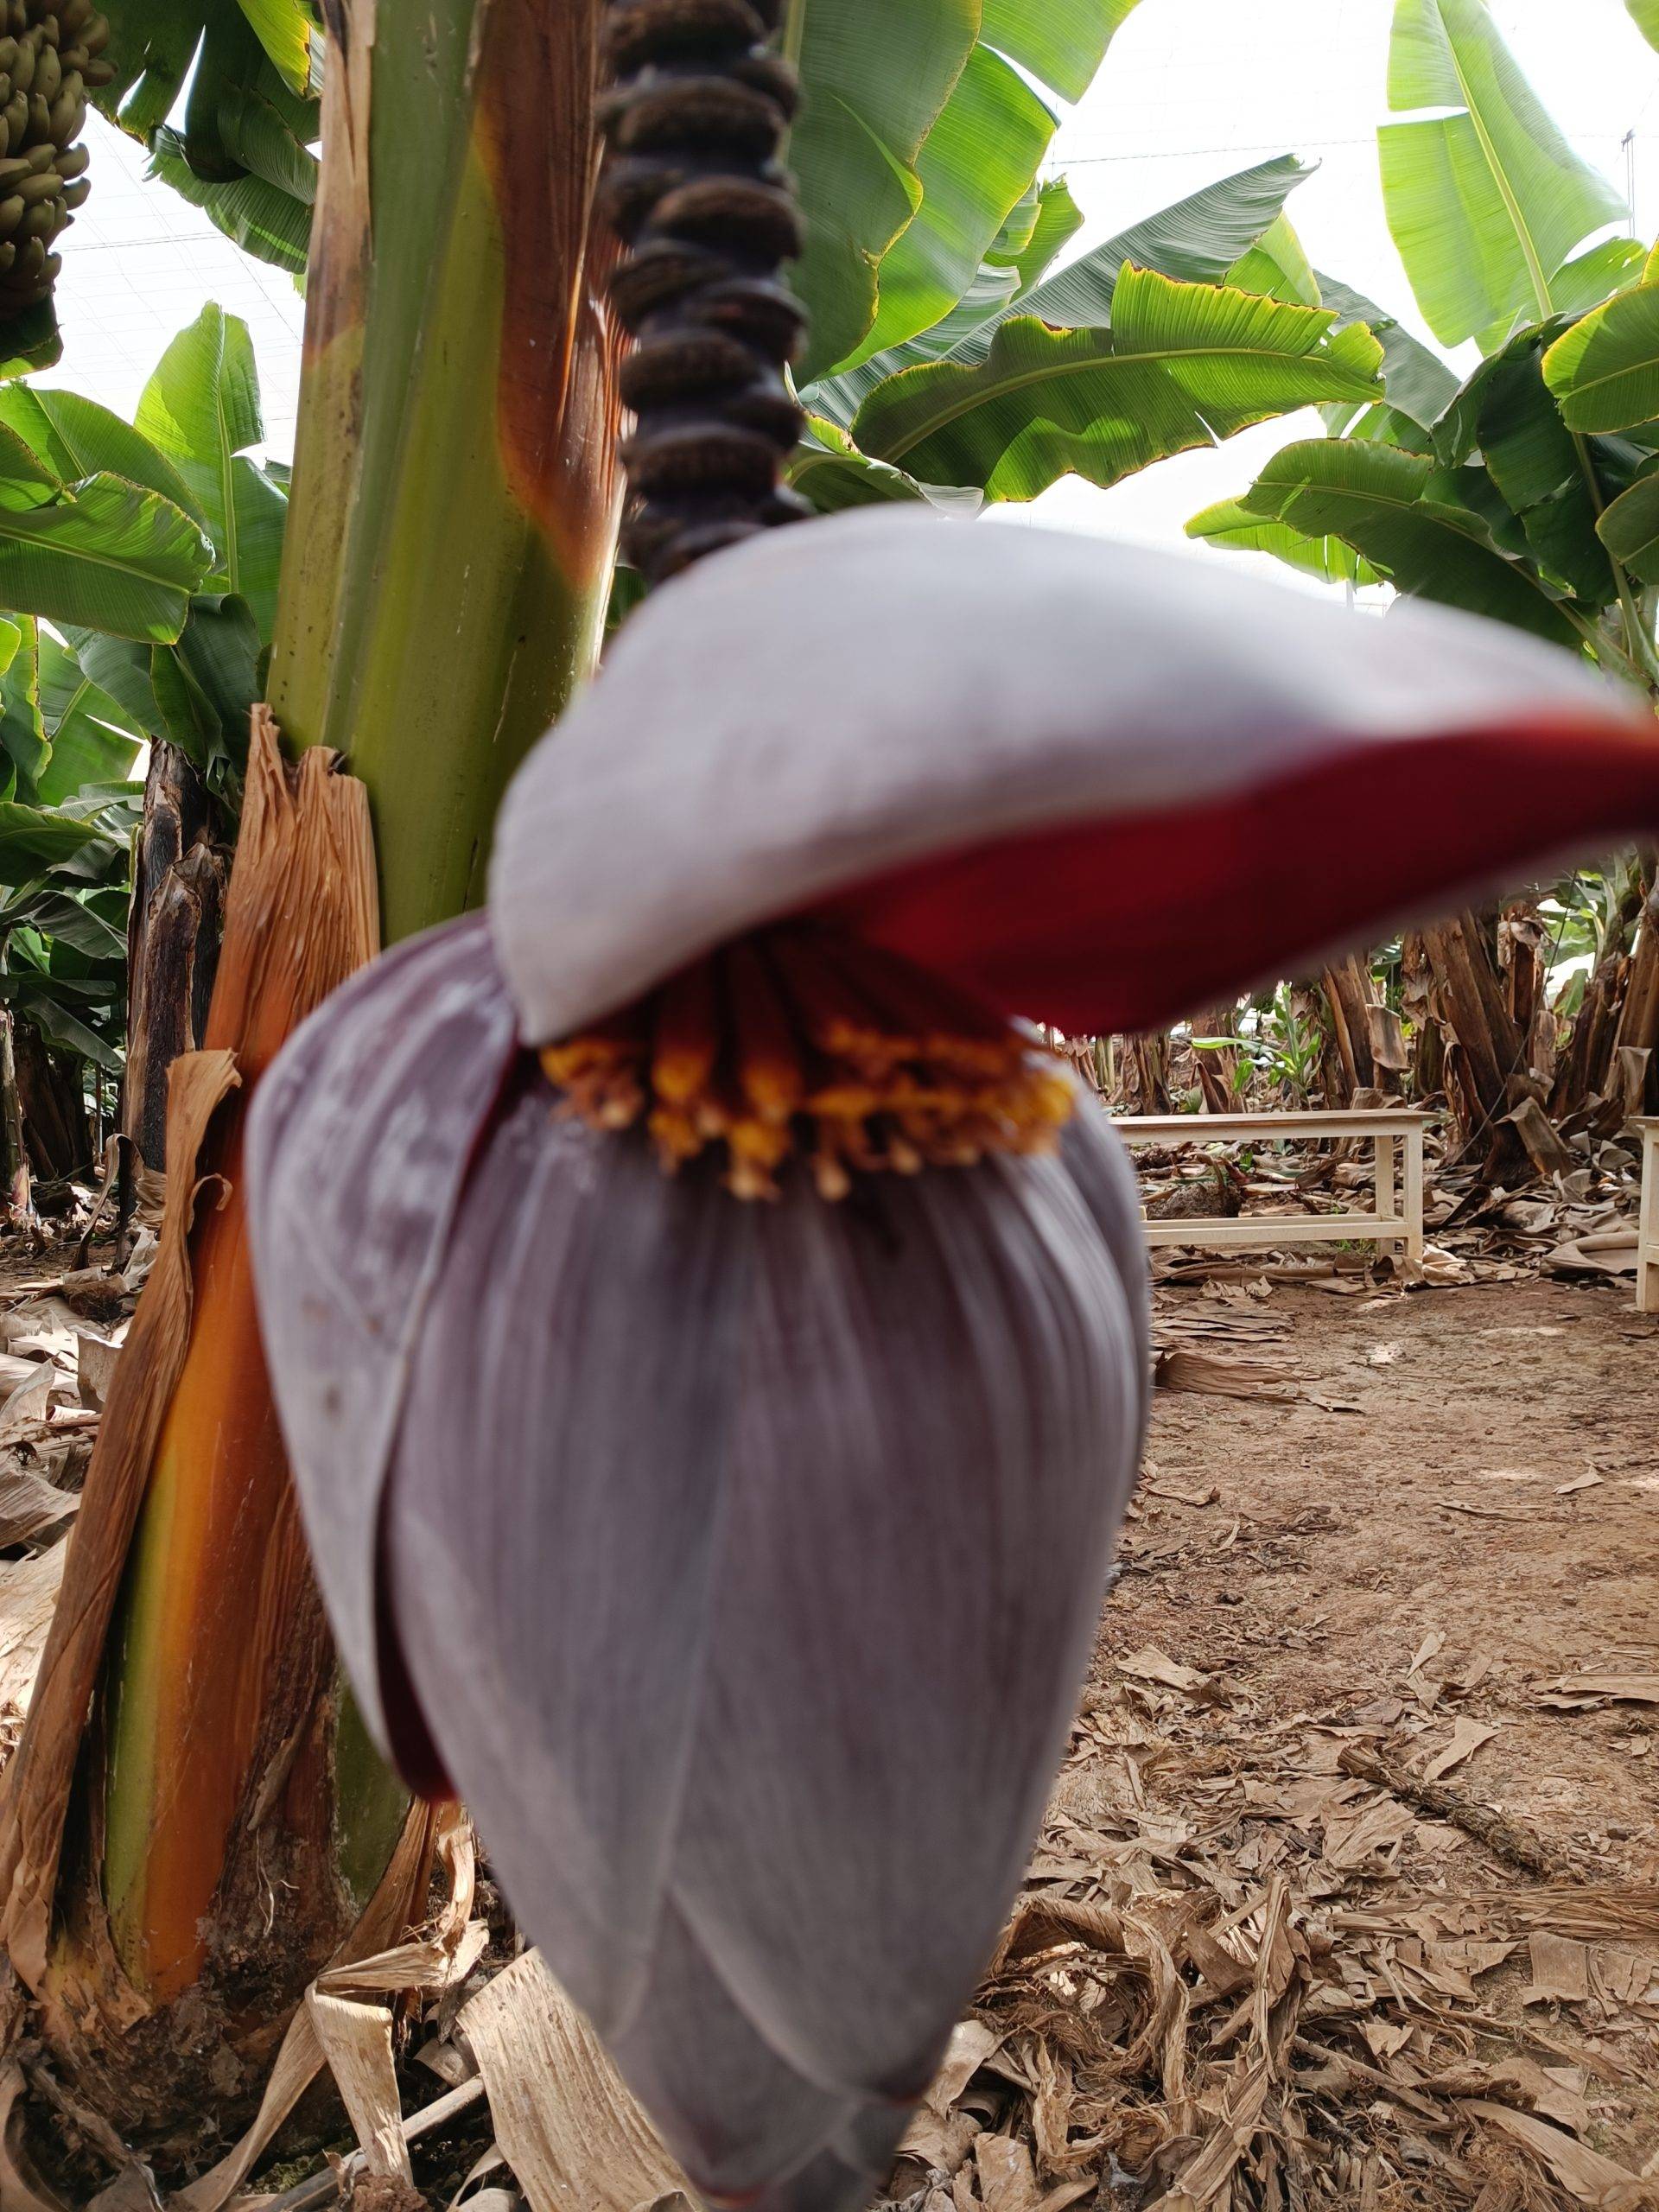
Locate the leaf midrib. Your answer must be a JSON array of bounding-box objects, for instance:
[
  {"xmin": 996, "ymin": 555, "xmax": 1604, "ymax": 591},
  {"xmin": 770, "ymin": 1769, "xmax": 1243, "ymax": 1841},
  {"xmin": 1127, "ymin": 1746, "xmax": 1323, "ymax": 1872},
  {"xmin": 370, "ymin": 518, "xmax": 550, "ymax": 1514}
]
[
  {"xmin": 0, "ymin": 495, "xmax": 194, "ymax": 594},
  {"xmin": 1440, "ymin": 6, "xmax": 1555, "ymax": 320},
  {"xmin": 869, "ymin": 331, "xmax": 1378, "ymax": 460}
]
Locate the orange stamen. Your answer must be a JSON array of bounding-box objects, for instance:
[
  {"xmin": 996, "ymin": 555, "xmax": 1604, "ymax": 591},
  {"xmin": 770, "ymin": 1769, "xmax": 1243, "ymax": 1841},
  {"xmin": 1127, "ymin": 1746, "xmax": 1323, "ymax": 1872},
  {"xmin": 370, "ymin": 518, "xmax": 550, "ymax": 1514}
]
[{"xmin": 538, "ymin": 923, "xmax": 1074, "ymax": 1200}]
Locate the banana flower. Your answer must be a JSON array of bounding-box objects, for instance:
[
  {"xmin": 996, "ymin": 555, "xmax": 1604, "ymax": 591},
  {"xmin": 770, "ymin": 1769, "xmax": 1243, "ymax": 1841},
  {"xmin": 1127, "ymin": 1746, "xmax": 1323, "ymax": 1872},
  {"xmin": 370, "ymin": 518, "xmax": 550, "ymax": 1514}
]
[{"xmin": 247, "ymin": 510, "xmax": 1659, "ymax": 2211}]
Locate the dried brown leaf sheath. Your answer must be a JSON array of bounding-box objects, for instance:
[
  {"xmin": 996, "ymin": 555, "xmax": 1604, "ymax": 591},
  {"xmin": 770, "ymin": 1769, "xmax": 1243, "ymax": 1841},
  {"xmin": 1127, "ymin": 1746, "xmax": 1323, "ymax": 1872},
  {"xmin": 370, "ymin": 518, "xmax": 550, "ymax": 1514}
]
[
  {"xmin": 0, "ymin": 1048, "xmax": 240, "ymax": 1991},
  {"xmin": 0, "ymin": 711, "xmax": 378, "ymax": 2000}
]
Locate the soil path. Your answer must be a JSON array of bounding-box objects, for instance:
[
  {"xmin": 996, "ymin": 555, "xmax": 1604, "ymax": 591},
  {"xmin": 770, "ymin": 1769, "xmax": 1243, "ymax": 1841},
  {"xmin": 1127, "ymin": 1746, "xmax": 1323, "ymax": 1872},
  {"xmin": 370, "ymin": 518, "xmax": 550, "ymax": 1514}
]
[
  {"xmin": 1111, "ymin": 1279, "xmax": 1659, "ymax": 1875},
  {"xmin": 982, "ymin": 1277, "xmax": 1659, "ymax": 2204}
]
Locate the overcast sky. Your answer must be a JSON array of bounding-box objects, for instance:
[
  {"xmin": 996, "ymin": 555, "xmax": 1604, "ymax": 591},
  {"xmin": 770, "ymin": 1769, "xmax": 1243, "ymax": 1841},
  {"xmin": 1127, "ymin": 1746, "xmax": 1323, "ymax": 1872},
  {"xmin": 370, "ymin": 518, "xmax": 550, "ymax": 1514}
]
[{"xmin": 49, "ymin": 0, "xmax": 1659, "ymax": 563}]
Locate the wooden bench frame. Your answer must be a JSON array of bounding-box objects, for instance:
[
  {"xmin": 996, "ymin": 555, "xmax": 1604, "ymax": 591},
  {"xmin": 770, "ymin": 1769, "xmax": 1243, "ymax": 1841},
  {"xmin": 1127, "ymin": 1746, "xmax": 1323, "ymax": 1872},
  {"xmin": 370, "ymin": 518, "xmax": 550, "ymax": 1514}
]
[
  {"xmin": 1636, "ymin": 1117, "xmax": 1659, "ymax": 1317},
  {"xmin": 1115, "ymin": 1109, "xmax": 1430, "ymax": 1265}
]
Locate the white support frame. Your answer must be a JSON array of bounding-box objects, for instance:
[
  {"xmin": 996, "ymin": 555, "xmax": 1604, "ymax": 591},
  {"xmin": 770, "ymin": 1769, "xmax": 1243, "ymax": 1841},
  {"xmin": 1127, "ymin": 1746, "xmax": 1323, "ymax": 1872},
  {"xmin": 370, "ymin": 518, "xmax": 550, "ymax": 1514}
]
[
  {"xmin": 1636, "ymin": 1117, "xmax": 1659, "ymax": 1318},
  {"xmin": 1116, "ymin": 1109, "xmax": 1431, "ymax": 1265}
]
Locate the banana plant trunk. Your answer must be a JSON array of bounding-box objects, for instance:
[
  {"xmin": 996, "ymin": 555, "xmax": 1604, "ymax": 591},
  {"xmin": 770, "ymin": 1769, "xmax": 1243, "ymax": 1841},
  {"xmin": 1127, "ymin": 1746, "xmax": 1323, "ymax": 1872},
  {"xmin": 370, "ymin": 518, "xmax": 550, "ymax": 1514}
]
[{"xmin": 0, "ymin": 0, "xmax": 622, "ymax": 2166}]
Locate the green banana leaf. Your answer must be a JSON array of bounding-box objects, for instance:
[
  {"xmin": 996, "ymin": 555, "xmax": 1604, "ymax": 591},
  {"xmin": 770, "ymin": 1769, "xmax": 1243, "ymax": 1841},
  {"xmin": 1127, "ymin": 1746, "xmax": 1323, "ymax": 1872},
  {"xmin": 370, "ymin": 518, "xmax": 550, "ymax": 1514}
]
[
  {"xmin": 36, "ymin": 635, "xmax": 146, "ymax": 805},
  {"xmin": 136, "ymin": 305, "xmax": 262, "ymax": 536},
  {"xmin": 1542, "ymin": 282, "xmax": 1659, "ymax": 434},
  {"xmin": 1309, "ymin": 272, "xmax": 1460, "ymax": 434},
  {"xmin": 0, "ymin": 970, "xmax": 124, "ymax": 1071},
  {"xmin": 1380, "ymin": 0, "xmax": 1627, "ymax": 347},
  {"xmin": 99, "ymin": 0, "xmax": 315, "ymax": 129},
  {"xmin": 214, "ymin": 76, "xmax": 319, "ymax": 203},
  {"xmin": 0, "ymin": 388, "xmax": 202, "ymax": 522},
  {"xmin": 1185, "ymin": 496, "xmax": 1386, "ymax": 587},
  {"xmin": 124, "ymin": 0, "xmax": 318, "ymax": 276},
  {"xmin": 852, "ymin": 266, "xmax": 1386, "ymax": 500},
  {"xmin": 803, "ymin": 178, "xmax": 1082, "ymax": 426},
  {"xmin": 837, "ymin": 46, "xmax": 1058, "ymax": 372},
  {"xmin": 136, "ymin": 306, "xmax": 288, "ymax": 633},
  {"xmin": 0, "ymin": 801, "xmax": 106, "ymax": 884},
  {"xmin": 232, "ymin": 0, "xmax": 314, "ymax": 93},
  {"xmin": 0, "ymin": 885, "xmax": 128, "ymax": 964},
  {"xmin": 1226, "ymin": 213, "xmax": 1320, "ymax": 308},
  {"xmin": 1549, "ymin": 237, "xmax": 1648, "ymax": 320},
  {"xmin": 97, "ymin": 0, "xmax": 212, "ymax": 135},
  {"xmin": 58, "ymin": 632, "xmax": 165, "ymax": 742},
  {"xmin": 184, "ymin": 0, "xmax": 268, "ymax": 178},
  {"xmin": 151, "ymin": 594, "xmax": 262, "ymax": 796},
  {"xmin": 1004, "ymin": 181, "xmax": 1084, "ymax": 289},
  {"xmin": 1596, "ymin": 468, "xmax": 1659, "ymax": 583},
  {"xmin": 0, "ymin": 619, "xmax": 44, "ymax": 802},
  {"xmin": 810, "ymin": 157, "xmax": 1319, "ymax": 429},
  {"xmin": 0, "ymin": 478, "xmax": 211, "ymax": 644},
  {"xmin": 1628, "ymin": 0, "xmax": 1659, "ymax": 48},
  {"xmin": 790, "ymin": 0, "xmax": 980, "ymax": 380},
  {"xmin": 0, "ymin": 423, "xmax": 67, "ymax": 512},
  {"xmin": 1437, "ymin": 325, "xmax": 1617, "ymax": 604},
  {"xmin": 978, "ymin": 0, "xmax": 1145, "ymax": 102},
  {"xmin": 1229, "ymin": 437, "xmax": 1576, "ymax": 643},
  {"xmin": 788, "ymin": 416, "xmax": 982, "ymax": 515},
  {"xmin": 976, "ymin": 155, "xmax": 1318, "ymax": 351},
  {"xmin": 912, "ymin": 175, "xmax": 1084, "ymax": 360},
  {"xmin": 148, "ymin": 132, "xmax": 314, "ymax": 275},
  {"xmin": 792, "ymin": 0, "xmax": 1144, "ymax": 380}
]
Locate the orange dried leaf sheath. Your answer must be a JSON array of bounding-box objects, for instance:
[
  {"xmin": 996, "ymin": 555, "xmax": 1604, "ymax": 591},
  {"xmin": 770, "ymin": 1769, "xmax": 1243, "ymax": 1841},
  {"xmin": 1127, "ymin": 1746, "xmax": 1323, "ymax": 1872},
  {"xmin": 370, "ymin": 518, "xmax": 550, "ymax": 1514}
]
[{"xmin": 0, "ymin": 710, "xmax": 379, "ymax": 2004}]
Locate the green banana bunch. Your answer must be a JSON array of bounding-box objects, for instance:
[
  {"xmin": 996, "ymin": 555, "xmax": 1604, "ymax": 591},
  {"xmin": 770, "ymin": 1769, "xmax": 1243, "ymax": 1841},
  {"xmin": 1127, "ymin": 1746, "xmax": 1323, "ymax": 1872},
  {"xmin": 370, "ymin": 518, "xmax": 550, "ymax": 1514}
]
[{"xmin": 0, "ymin": 0, "xmax": 111, "ymax": 314}]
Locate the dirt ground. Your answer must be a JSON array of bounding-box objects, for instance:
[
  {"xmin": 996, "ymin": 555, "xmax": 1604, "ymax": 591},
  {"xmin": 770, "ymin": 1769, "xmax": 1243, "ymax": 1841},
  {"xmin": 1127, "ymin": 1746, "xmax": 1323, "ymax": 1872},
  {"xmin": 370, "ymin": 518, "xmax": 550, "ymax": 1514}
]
[
  {"xmin": 945, "ymin": 1275, "xmax": 1659, "ymax": 2209},
  {"xmin": 1116, "ymin": 1278, "xmax": 1659, "ymax": 1881},
  {"xmin": 3, "ymin": 1235, "xmax": 1658, "ymax": 2206}
]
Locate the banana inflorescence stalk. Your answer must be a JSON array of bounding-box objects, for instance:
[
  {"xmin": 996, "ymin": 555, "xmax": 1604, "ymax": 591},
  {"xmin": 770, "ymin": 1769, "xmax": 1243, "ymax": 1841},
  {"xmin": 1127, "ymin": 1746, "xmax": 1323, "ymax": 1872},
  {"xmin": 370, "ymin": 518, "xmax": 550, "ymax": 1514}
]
[{"xmin": 599, "ymin": 0, "xmax": 809, "ymax": 583}]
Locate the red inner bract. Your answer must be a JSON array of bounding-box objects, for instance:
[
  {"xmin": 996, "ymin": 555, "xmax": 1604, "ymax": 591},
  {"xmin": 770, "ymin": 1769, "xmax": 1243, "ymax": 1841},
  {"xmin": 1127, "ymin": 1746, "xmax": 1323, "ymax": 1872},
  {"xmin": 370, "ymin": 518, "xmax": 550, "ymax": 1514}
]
[{"xmin": 823, "ymin": 716, "xmax": 1659, "ymax": 1040}]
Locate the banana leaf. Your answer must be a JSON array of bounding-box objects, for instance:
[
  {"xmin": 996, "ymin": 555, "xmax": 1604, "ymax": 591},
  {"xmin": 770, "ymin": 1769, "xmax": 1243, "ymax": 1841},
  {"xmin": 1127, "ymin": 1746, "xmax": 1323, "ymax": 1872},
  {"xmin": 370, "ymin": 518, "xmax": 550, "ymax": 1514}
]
[
  {"xmin": 0, "ymin": 478, "xmax": 211, "ymax": 645},
  {"xmin": 0, "ymin": 426, "xmax": 66, "ymax": 512},
  {"xmin": 1185, "ymin": 496, "xmax": 1386, "ymax": 587},
  {"xmin": 969, "ymin": 154, "xmax": 1318, "ymax": 353},
  {"xmin": 0, "ymin": 886, "xmax": 128, "ymax": 964},
  {"xmin": 135, "ymin": 306, "xmax": 261, "ymax": 551},
  {"xmin": 1543, "ymin": 282, "xmax": 1659, "ymax": 434},
  {"xmin": 1228, "ymin": 436, "xmax": 1577, "ymax": 643},
  {"xmin": 57, "ymin": 632, "xmax": 165, "ymax": 743},
  {"xmin": 836, "ymin": 46, "xmax": 1058, "ymax": 372},
  {"xmin": 35, "ymin": 635, "xmax": 145, "ymax": 805},
  {"xmin": 0, "ymin": 389, "xmax": 202, "ymax": 522},
  {"xmin": 147, "ymin": 132, "xmax": 314, "ymax": 276},
  {"xmin": 803, "ymin": 178, "xmax": 1081, "ymax": 427},
  {"xmin": 789, "ymin": 417, "xmax": 982, "ymax": 516},
  {"xmin": 0, "ymin": 620, "xmax": 44, "ymax": 802},
  {"xmin": 1628, "ymin": 0, "xmax": 1659, "ymax": 48},
  {"xmin": 150, "ymin": 594, "xmax": 261, "ymax": 797},
  {"xmin": 1226, "ymin": 213, "xmax": 1319, "ymax": 308},
  {"xmin": 807, "ymin": 157, "xmax": 1319, "ymax": 430},
  {"xmin": 0, "ymin": 801, "xmax": 106, "ymax": 882},
  {"xmin": 1309, "ymin": 271, "xmax": 1459, "ymax": 434},
  {"xmin": 0, "ymin": 971, "xmax": 123, "ymax": 1071},
  {"xmin": 1549, "ymin": 237, "xmax": 1648, "ymax": 319},
  {"xmin": 1380, "ymin": 0, "xmax": 1626, "ymax": 346},
  {"xmin": 1433, "ymin": 321, "xmax": 1639, "ymax": 605},
  {"xmin": 978, "ymin": 0, "xmax": 1145, "ymax": 101},
  {"xmin": 792, "ymin": 0, "xmax": 1154, "ymax": 378},
  {"xmin": 1597, "ymin": 468, "xmax": 1659, "ymax": 583},
  {"xmin": 98, "ymin": 0, "xmax": 315, "ymax": 129},
  {"xmin": 852, "ymin": 268, "xmax": 1385, "ymax": 500},
  {"xmin": 790, "ymin": 0, "xmax": 980, "ymax": 380}
]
